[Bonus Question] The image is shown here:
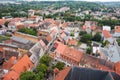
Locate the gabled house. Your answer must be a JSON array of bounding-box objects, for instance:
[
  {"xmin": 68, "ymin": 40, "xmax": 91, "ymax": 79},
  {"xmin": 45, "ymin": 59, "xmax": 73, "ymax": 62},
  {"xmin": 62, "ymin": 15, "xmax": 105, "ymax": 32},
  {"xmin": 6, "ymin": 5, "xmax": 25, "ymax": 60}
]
[
  {"xmin": 54, "ymin": 42, "xmax": 83, "ymax": 66},
  {"xmin": 113, "ymin": 26, "xmax": 120, "ymax": 37},
  {"xmin": 3, "ymin": 55, "xmax": 34, "ymax": 80},
  {"xmin": 0, "ymin": 19, "xmax": 7, "ymax": 35},
  {"xmin": 29, "ymin": 40, "xmax": 45, "ymax": 67},
  {"xmin": 83, "ymin": 21, "xmax": 97, "ymax": 33},
  {"xmin": 99, "ymin": 44, "xmax": 120, "ymax": 63},
  {"xmin": 10, "ymin": 36, "xmax": 35, "ymax": 55},
  {"xmin": 103, "ymin": 26, "xmax": 111, "ymax": 32},
  {"xmin": 102, "ymin": 30, "xmax": 114, "ymax": 44},
  {"xmin": 0, "ymin": 43, "xmax": 19, "ymax": 60}
]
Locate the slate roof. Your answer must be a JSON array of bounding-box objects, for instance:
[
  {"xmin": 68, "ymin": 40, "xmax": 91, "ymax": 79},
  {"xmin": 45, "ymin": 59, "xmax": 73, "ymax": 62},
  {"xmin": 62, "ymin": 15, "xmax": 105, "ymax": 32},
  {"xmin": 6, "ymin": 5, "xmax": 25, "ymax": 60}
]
[
  {"xmin": 11, "ymin": 36, "xmax": 34, "ymax": 50},
  {"xmin": 11, "ymin": 36, "xmax": 30, "ymax": 44},
  {"xmin": 55, "ymin": 66, "xmax": 120, "ymax": 80},
  {"xmin": 65, "ymin": 67, "xmax": 115, "ymax": 80},
  {"xmin": 42, "ymin": 38, "xmax": 49, "ymax": 45}
]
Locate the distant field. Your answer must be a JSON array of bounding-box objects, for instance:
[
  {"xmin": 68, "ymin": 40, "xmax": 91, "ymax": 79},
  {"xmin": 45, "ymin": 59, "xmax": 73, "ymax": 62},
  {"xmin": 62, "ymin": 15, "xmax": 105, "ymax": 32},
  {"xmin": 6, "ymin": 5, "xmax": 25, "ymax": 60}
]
[{"xmin": 0, "ymin": 36, "xmax": 10, "ymax": 43}]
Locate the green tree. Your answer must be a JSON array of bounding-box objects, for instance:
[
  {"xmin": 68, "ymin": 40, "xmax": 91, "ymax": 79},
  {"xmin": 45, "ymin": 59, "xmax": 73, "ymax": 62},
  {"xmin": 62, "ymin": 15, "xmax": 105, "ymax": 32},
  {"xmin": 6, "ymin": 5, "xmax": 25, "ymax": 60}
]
[
  {"xmin": 36, "ymin": 64, "xmax": 48, "ymax": 74},
  {"xmin": 52, "ymin": 62, "xmax": 65, "ymax": 70},
  {"xmin": 80, "ymin": 33, "xmax": 92, "ymax": 44},
  {"xmin": 92, "ymin": 32, "xmax": 101, "ymax": 42},
  {"xmin": 40, "ymin": 55, "xmax": 52, "ymax": 67},
  {"xmin": 101, "ymin": 40, "xmax": 109, "ymax": 47},
  {"xmin": 70, "ymin": 32, "xmax": 74, "ymax": 36},
  {"xmin": 4, "ymin": 21, "xmax": 9, "ymax": 27},
  {"xmin": 20, "ymin": 71, "xmax": 36, "ymax": 80},
  {"xmin": 35, "ymin": 72, "xmax": 44, "ymax": 80},
  {"xmin": 79, "ymin": 31, "xmax": 87, "ymax": 36},
  {"xmin": 86, "ymin": 46, "xmax": 92, "ymax": 54},
  {"xmin": 117, "ymin": 38, "xmax": 120, "ymax": 46}
]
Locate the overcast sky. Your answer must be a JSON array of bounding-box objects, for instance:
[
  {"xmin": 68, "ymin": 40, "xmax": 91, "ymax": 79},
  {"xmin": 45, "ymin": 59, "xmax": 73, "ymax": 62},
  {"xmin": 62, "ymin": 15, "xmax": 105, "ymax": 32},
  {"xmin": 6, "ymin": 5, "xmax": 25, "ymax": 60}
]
[
  {"xmin": 84, "ymin": 0, "xmax": 120, "ymax": 2},
  {"xmin": 25, "ymin": 0, "xmax": 120, "ymax": 2}
]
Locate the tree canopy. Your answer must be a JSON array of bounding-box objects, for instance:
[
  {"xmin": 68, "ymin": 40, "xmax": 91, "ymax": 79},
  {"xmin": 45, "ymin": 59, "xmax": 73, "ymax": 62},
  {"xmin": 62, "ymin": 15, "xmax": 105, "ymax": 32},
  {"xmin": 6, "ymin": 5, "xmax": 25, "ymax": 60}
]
[
  {"xmin": 117, "ymin": 38, "xmax": 120, "ymax": 46},
  {"xmin": 20, "ymin": 71, "xmax": 36, "ymax": 80},
  {"xmin": 92, "ymin": 32, "xmax": 101, "ymax": 42},
  {"xmin": 36, "ymin": 63, "xmax": 48, "ymax": 74},
  {"xmin": 52, "ymin": 62, "xmax": 65, "ymax": 70},
  {"xmin": 80, "ymin": 33, "xmax": 92, "ymax": 44}
]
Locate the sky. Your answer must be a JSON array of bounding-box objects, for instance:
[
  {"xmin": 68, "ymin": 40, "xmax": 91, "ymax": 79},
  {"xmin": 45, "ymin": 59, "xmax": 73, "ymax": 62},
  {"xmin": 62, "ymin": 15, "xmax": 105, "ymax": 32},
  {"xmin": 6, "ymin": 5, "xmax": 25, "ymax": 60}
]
[
  {"xmin": 84, "ymin": 0, "xmax": 120, "ymax": 2},
  {"xmin": 25, "ymin": 0, "xmax": 120, "ymax": 2}
]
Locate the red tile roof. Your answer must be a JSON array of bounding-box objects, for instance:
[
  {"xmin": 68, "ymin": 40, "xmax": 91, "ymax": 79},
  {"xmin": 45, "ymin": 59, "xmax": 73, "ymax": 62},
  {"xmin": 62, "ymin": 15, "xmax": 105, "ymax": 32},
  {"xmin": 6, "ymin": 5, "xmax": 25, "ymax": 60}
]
[
  {"xmin": 67, "ymin": 39, "xmax": 78, "ymax": 46},
  {"xmin": 2, "ymin": 56, "xmax": 16, "ymax": 70},
  {"xmin": 11, "ymin": 55, "xmax": 34, "ymax": 74},
  {"xmin": 56, "ymin": 42, "xmax": 83, "ymax": 63},
  {"xmin": 102, "ymin": 30, "xmax": 111, "ymax": 38},
  {"xmin": 82, "ymin": 26, "xmax": 96, "ymax": 30},
  {"xmin": 62, "ymin": 22, "xmax": 68, "ymax": 27},
  {"xmin": 0, "ymin": 19, "xmax": 6, "ymax": 25},
  {"xmin": 46, "ymin": 34, "xmax": 52, "ymax": 42},
  {"xmin": 12, "ymin": 18, "xmax": 21, "ymax": 22},
  {"xmin": 44, "ymin": 18, "xmax": 56, "ymax": 24},
  {"xmin": 55, "ymin": 67, "xmax": 71, "ymax": 80},
  {"xmin": 115, "ymin": 26, "xmax": 120, "ymax": 33},
  {"xmin": 60, "ymin": 32, "xmax": 67, "ymax": 38},
  {"xmin": 3, "ymin": 71, "xmax": 19, "ymax": 80},
  {"xmin": 56, "ymin": 42, "xmax": 67, "ymax": 54},
  {"xmin": 3, "ymin": 55, "xmax": 34, "ymax": 79},
  {"xmin": 16, "ymin": 24, "xmax": 24, "ymax": 29},
  {"xmin": 115, "ymin": 61, "xmax": 120, "ymax": 75},
  {"xmin": 63, "ymin": 47, "xmax": 83, "ymax": 62}
]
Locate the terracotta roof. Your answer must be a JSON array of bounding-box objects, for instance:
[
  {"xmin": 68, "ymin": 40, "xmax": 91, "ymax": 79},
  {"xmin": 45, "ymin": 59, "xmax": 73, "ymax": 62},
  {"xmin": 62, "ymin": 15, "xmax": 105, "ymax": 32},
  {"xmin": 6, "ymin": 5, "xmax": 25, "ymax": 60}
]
[
  {"xmin": 0, "ymin": 47, "xmax": 5, "ymax": 58},
  {"xmin": 67, "ymin": 39, "xmax": 78, "ymax": 46},
  {"xmin": 2, "ymin": 56, "xmax": 16, "ymax": 70},
  {"xmin": 46, "ymin": 34, "xmax": 52, "ymax": 42},
  {"xmin": 82, "ymin": 26, "xmax": 96, "ymax": 30},
  {"xmin": 91, "ymin": 26, "xmax": 96, "ymax": 30},
  {"xmin": 11, "ymin": 55, "xmax": 34, "ymax": 74},
  {"xmin": 54, "ymin": 68, "xmax": 60, "ymax": 74},
  {"xmin": 82, "ymin": 25, "xmax": 86, "ymax": 30},
  {"xmin": 12, "ymin": 18, "xmax": 21, "ymax": 22},
  {"xmin": 55, "ymin": 67, "xmax": 71, "ymax": 80},
  {"xmin": 48, "ymin": 24, "xmax": 56, "ymax": 28},
  {"xmin": 16, "ymin": 24, "xmax": 24, "ymax": 29},
  {"xmin": 56, "ymin": 42, "xmax": 67, "ymax": 54},
  {"xmin": 3, "ymin": 71, "xmax": 19, "ymax": 80},
  {"xmin": 30, "ymin": 15, "xmax": 37, "ymax": 19},
  {"xmin": 102, "ymin": 30, "xmax": 111, "ymax": 38},
  {"xmin": 60, "ymin": 32, "xmax": 67, "ymax": 38},
  {"xmin": 44, "ymin": 18, "xmax": 56, "ymax": 24},
  {"xmin": 56, "ymin": 42, "xmax": 83, "ymax": 62},
  {"xmin": 62, "ymin": 22, "xmax": 68, "ymax": 27},
  {"xmin": 63, "ymin": 47, "xmax": 83, "ymax": 62},
  {"xmin": 0, "ymin": 19, "xmax": 6, "ymax": 25},
  {"xmin": 115, "ymin": 61, "xmax": 120, "ymax": 75},
  {"xmin": 115, "ymin": 26, "xmax": 120, "ymax": 33},
  {"xmin": 29, "ymin": 23, "xmax": 38, "ymax": 28}
]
